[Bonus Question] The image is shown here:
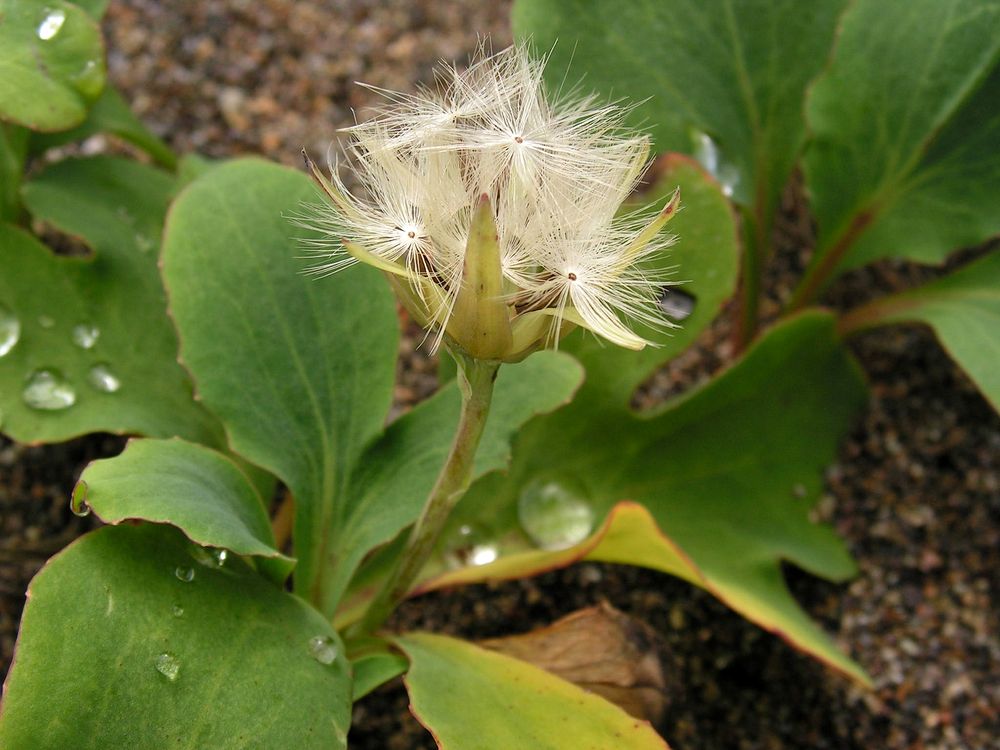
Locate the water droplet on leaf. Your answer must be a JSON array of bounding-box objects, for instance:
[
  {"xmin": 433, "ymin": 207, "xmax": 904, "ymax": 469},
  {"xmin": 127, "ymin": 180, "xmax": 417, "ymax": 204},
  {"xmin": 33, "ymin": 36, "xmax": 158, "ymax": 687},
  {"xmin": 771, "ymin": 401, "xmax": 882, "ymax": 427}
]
[
  {"xmin": 692, "ymin": 131, "xmax": 740, "ymax": 200},
  {"xmin": 38, "ymin": 315, "xmax": 54, "ymax": 329},
  {"xmin": 308, "ymin": 635, "xmax": 338, "ymax": 665},
  {"xmin": 88, "ymin": 363, "xmax": 121, "ymax": 393},
  {"xmin": 518, "ymin": 476, "xmax": 595, "ymax": 551},
  {"xmin": 71, "ymin": 323, "xmax": 99, "ymax": 349},
  {"xmin": 171, "ymin": 605, "xmax": 184, "ymax": 618},
  {"xmin": 174, "ymin": 566, "xmax": 195, "ymax": 583},
  {"xmin": 37, "ymin": 8, "xmax": 66, "ymax": 40},
  {"xmin": 154, "ymin": 652, "xmax": 180, "ymax": 681},
  {"xmin": 211, "ymin": 548, "xmax": 228, "ymax": 566},
  {"xmin": 659, "ymin": 289, "xmax": 696, "ymax": 322},
  {"xmin": 0, "ymin": 304, "xmax": 20, "ymax": 357},
  {"xmin": 22, "ymin": 369, "xmax": 76, "ymax": 411},
  {"xmin": 443, "ymin": 523, "xmax": 500, "ymax": 568}
]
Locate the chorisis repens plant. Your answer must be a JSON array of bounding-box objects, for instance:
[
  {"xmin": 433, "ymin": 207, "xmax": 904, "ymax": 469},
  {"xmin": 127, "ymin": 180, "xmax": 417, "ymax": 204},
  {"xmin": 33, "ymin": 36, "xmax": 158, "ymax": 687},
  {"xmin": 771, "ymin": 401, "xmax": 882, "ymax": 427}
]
[{"xmin": 300, "ymin": 43, "xmax": 681, "ymax": 631}]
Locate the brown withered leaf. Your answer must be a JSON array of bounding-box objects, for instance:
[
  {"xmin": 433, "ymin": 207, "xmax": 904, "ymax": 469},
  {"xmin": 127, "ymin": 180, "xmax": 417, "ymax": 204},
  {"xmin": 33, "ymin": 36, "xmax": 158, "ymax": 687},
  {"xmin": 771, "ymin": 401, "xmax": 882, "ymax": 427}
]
[{"xmin": 479, "ymin": 601, "xmax": 674, "ymax": 724}]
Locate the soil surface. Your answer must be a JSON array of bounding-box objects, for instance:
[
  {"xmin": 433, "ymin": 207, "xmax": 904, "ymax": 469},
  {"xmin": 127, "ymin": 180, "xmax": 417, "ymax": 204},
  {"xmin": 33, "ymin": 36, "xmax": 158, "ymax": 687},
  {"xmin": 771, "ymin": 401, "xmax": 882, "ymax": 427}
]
[{"xmin": 2, "ymin": 2, "xmax": 998, "ymax": 749}]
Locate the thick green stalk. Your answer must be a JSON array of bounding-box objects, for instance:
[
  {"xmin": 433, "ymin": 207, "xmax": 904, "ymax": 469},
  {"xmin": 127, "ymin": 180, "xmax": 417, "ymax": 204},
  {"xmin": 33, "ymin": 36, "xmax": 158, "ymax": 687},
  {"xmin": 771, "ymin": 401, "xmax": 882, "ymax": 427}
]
[{"xmin": 357, "ymin": 355, "xmax": 499, "ymax": 634}]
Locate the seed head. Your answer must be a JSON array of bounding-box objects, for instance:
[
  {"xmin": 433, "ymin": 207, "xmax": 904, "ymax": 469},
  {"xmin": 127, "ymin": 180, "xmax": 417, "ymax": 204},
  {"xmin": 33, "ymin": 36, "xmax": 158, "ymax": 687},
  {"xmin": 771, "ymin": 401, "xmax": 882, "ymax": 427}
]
[{"xmin": 299, "ymin": 43, "xmax": 679, "ymax": 360}]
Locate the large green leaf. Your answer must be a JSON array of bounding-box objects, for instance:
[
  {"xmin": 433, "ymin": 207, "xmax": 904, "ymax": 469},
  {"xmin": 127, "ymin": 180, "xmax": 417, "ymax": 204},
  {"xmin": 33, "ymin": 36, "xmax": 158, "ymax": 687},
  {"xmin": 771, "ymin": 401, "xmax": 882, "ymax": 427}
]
[
  {"xmin": 513, "ymin": 0, "xmax": 847, "ymax": 227},
  {"xmin": 77, "ymin": 437, "xmax": 294, "ymax": 582},
  {"xmin": 422, "ymin": 312, "xmax": 870, "ymax": 683},
  {"xmin": 161, "ymin": 159, "xmax": 400, "ymax": 606},
  {"xmin": 397, "ymin": 633, "xmax": 669, "ymax": 749},
  {"xmin": 30, "ymin": 85, "xmax": 177, "ymax": 168},
  {"xmin": 323, "ymin": 352, "xmax": 583, "ymax": 616},
  {"xmin": 0, "ymin": 524, "xmax": 351, "ymax": 749},
  {"xmin": 840, "ymin": 250, "xmax": 1000, "ymax": 412},
  {"xmin": 800, "ymin": 0, "xmax": 1000, "ymax": 287},
  {"xmin": 0, "ymin": 157, "xmax": 222, "ymax": 444},
  {"xmin": 0, "ymin": 0, "xmax": 106, "ymax": 132}
]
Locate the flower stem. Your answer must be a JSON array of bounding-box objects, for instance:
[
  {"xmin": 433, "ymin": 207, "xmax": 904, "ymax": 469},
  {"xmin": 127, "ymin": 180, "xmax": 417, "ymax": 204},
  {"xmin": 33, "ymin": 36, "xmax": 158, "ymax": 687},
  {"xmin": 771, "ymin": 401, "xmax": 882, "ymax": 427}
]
[{"xmin": 357, "ymin": 354, "xmax": 499, "ymax": 634}]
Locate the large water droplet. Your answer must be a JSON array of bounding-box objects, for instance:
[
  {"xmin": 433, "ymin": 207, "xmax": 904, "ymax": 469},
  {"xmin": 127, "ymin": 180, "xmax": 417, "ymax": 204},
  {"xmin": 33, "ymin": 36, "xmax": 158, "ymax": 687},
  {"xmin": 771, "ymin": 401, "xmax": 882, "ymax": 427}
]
[
  {"xmin": 174, "ymin": 566, "xmax": 195, "ymax": 583},
  {"xmin": 37, "ymin": 8, "xmax": 67, "ymax": 40},
  {"xmin": 70, "ymin": 480, "xmax": 91, "ymax": 517},
  {"xmin": 154, "ymin": 652, "xmax": 180, "ymax": 681},
  {"xmin": 443, "ymin": 523, "xmax": 500, "ymax": 568},
  {"xmin": 517, "ymin": 476, "xmax": 595, "ymax": 551},
  {"xmin": 22, "ymin": 369, "xmax": 76, "ymax": 411},
  {"xmin": 88, "ymin": 363, "xmax": 121, "ymax": 393},
  {"xmin": 308, "ymin": 635, "xmax": 338, "ymax": 665},
  {"xmin": 72, "ymin": 323, "xmax": 99, "ymax": 349},
  {"xmin": 0, "ymin": 304, "xmax": 20, "ymax": 357}
]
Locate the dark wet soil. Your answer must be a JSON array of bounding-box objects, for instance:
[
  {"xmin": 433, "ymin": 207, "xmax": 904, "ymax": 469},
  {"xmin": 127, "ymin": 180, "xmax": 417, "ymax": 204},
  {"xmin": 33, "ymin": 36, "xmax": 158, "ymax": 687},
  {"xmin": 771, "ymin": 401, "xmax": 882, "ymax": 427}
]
[{"xmin": 2, "ymin": 2, "xmax": 997, "ymax": 748}]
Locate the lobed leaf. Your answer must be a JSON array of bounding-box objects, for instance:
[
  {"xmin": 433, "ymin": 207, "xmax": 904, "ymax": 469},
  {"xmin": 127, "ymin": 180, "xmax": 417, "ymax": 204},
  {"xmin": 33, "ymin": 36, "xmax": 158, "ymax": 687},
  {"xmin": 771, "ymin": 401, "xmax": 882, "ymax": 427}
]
[
  {"xmin": 425, "ymin": 312, "xmax": 871, "ymax": 684},
  {"xmin": 0, "ymin": 156, "xmax": 223, "ymax": 445},
  {"xmin": 0, "ymin": 524, "xmax": 351, "ymax": 749}
]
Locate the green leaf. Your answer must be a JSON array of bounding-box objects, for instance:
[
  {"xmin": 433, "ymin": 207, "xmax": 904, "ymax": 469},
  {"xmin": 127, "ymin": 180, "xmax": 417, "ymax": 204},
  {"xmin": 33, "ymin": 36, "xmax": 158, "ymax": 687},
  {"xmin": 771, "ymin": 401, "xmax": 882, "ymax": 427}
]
[
  {"xmin": 325, "ymin": 351, "xmax": 583, "ymax": 616},
  {"xmin": 840, "ymin": 250, "xmax": 1000, "ymax": 413},
  {"xmin": 0, "ymin": 0, "xmax": 106, "ymax": 132},
  {"xmin": 30, "ymin": 85, "xmax": 177, "ymax": 168},
  {"xmin": 512, "ymin": 0, "xmax": 847, "ymax": 225},
  {"xmin": 70, "ymin": 0, "xmax": 110, "ymax": 19},
  {"xmin": 423, "ymin": 312, "xmax": 870, "ymax": 684},
  {"xmin": 801, "ymin": 0, "xmax": 1000, "ymax": 281},
  {"xmin": 76, "ymin": 437, "xmax": 294, "ymax": 583},
  {"xmin": 396, "ymin": 633, "xmax": 670, "ymax": 749},
  {"xmin": 0, "ymin": 524, "xmax": 351, "ymax": 749},
  {"xmin": 348, "ymin": 636, "xmax": 409, "ymax": 701},
  {"xmin": 160, "ymin": 159, "xmax": 400, "ymax": 607},
  {"xmin": 0, "ymin": 156, "xmax": 223, "ymax": 444}
]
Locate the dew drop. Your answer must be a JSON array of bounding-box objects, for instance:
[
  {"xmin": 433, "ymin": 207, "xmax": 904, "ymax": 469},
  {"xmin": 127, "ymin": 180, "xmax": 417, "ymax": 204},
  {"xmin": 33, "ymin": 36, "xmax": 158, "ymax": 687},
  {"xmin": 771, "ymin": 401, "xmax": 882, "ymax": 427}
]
[
  {"xmin": 659, "ymin": 289, "xmax": 696, "ymax": 321},
  {"xmin": 22, "ymin": 369, "xmax": 76, "ymax": 411},
  {"xmin": 443, "ymin": 523, "xmax": 500, "ymax": 569},
  {"xmin": 211, "ymin": 548, "xmax": 228, "ymax": 567},
  {"xmin": 88, "ymin": 362, "xmax": 121, "ymax": 393},
  {"xmin": 174, "ymin": 566, "xmax": 195, "ymax": 583},
  {"xmin": 71, "ymin": 323, "xmax": 100, "ymax": 349},
  {"xmin": 37, "ymin": 8, "xmax": 67, "ymax": 40},
  {"xmin": 171, "ymin": 604, "xmax": 184, "ymax": 618},
  {"xmin": 38, "ymin": 315, "xmax": 55, "ymax": 329},
  {"xmin": 692, "ymin": 131, "xmax": 740, "ymax": 199},
  {"xmin": 154, "ymin": 652, "xmax": 180, "ymax": 681},
  {"xmin": 0, "ymin": 304, "xmax": 20, "ymax": 357},
  {"xmin": 70, "ymin": 480, "xmax": 91, "ymax": 517},
  {"xmin": 517, "ymin": 476, "xmax": 595, "ymax": 551},
  {"xmin": 308, "ymin": 635, "xmax": 338, "ymax": 665}
]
